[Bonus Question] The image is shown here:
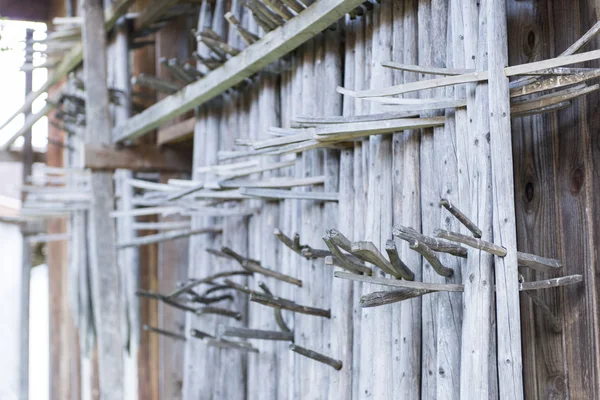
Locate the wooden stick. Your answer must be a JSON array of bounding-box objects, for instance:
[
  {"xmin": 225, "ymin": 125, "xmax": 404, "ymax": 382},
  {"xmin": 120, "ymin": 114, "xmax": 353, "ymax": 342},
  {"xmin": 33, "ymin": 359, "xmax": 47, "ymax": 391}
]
[
  {"xmin": 511, "ymin": 84, "xmax": 599, "ymax": 114},
  {"xmin": 510, "ymin": 68, "xmax": 600, "ymax": 98},
  {"xmin": 335, "ymin": 271, "xmax": 583, "ymax": 292},
  {"xmin": 204, "ymin": 338, "xmax": 260, "ymax": 353},
  {"xmin": 189, "ymin": 329, "xmax": 214, "ymax": 340},
  {"xmin": 132, "ymin": 221, "xmax": 191, "ymax": 230},
  {"xmin": 322, "ymin": 235, "xmax": 373, "ymax": 275},
  {"xmin": 202, "ymin": 285, "xmax": 232, "ymax": 296},
  {"xmin": 136, "ymin": 290, "xmax": 200, "ymax": 313},
  {"xmin": 440, "ymin": 198, "xmax": 482, "ymax": 238},
  {"xmin": 219, "ymin": 326, "xmax": 294, "ymax": 341},
  {"xmin": 334, "ymin": 271, "xmax": 463, "ymax": 292},
  {"xmin": 349, "ymin": 241, "xmax": 401, "ymax": 278},
  {"xmin": 291, "ymin": 111, "xmax": 419, "ymax": 127},
  {"xmin": 519, "ymin": 275, "xmax": 583, "ymax": 291},
  {"xmin": 523, "ymin": 292, "xmax": 562, "ymax": 334},
  {"xmin": 263, "ymin": 0, "xmax": 295, "ymax": 20},
  {"xmin": 342, "ymin": 49, "xmax": 600, "ymax": 98},
  {"xmin": 289, "ymin": 344, "xmax": 342, "ymax": 370},
  {"xmin": 225, "ymin": 12, "xmax": 259, "ymax": 45},
  {"xmin": 240, "ymin": 187, "xmax": 339, "ymax": 201},
  {"xmin": 381, "ymin": 61, "xmax": 474, "ymax": 76},
  {"xmin": 116, "ymin": 227, "xmax": 221, "ymax": 249},
  {"xmin": 191, "ymin": 294, "xmax": 234, "ymax": 305},
  {"xmin": 392, "ymin": 226, "xmax": 468, "ymax": 258},
  {"xmin": 110, "ymin": 206, "xmax": 181, "ymax": 218},
  {"xmin": 224, "ymin": 279, "xmax": 264, "ymax": 297},
  {"xmin": 257, "ymin": 281, "xmax": 291, "ymax": 333},
  {"xmin": 143, "ymin": 324, "xmax": 187, "ymax": 341},
  {"xmin": 221, "ymin": 246, "xmax": 303, "ymax": 286},
  {"xmin": 219, "ymin": 176, "xmax": 324, "ymax": 189},
  {"xmin": 409, "ymin": 240, "xmax": 454, "ymax": 278},
  {"xmin": 195, "ymin": 306, "xmax": 242, "ymax": 320},
  {"xmin": 359, "ymin": 288, "xmax": 434, "ymax": 308},
  {"xmin": 384, "ymin": 240, "xmax": 415, "ymax": 281},
  {"xmin": 516, "ymin": 252, "xmax": 563, "ymax": 274},
  {"xmin": 434, "ymin": 229, "xmax": 506, "ymax": 256},
  {"xmin": 166, "ymin": 270, "xmax": 253, "ymax": 298},
  {"xmin": 249, "ymin": 292, "xmax": 330, "ymax": 318}
]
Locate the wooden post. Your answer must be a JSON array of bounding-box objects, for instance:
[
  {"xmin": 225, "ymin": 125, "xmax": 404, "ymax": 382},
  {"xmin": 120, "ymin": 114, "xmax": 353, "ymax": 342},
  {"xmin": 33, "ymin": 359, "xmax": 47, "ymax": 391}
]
[
  {"xmin": 456, "ymin": 0, "xmax": 497, "ymax": 397},
  {"xmin": 82, "ymin": 1, "xmax": 124, "ymax": 398},
  {"xmin": 19, "ymin": 28, "xmax": 34, "ymax": 400},
  {"xmin": 433, "ymin": 2, "xmax": 462, "ymax": 399},
  {"xmin": 487, "ymin": 0, "xmax": 524, "ymax": 397}
]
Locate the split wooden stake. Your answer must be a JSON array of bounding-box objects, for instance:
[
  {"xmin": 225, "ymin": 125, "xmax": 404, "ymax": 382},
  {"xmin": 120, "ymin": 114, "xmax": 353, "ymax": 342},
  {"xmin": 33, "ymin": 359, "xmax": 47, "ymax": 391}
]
[{"xmin": 166, "ymin": 270, "xmax": 253, "ymax": 299}]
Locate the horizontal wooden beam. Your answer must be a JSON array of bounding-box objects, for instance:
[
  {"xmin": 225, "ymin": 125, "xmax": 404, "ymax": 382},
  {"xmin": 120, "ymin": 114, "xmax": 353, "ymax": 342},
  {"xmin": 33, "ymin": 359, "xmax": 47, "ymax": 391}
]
[
  {"xmin": 112, "ymin": 0, "xmax": 365, "ymax": 143},
  {"xmin": 0, "ymin": 150, "xmax": 45, "ymax": 164},
  {"xmin": 157, "ymin": 117, "xmax": 195, "ymax": 145},
  {"xmin": 84, "ymin": 144, "xmax": 191, "ymax": 172}
]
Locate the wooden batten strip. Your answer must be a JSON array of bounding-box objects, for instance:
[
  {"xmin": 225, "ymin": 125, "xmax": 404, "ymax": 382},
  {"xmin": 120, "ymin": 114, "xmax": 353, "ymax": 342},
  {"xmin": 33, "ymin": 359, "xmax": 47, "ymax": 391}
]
[
  {"xmin": 381, "ymin": 61, "xmax": 475, "ymax": 76},
  {"xmin": 334, "ymin": 271, "xmax": 584, "ymax": 292},
  {"xmin": 342, "ymin": 49, "xmax": 600, "ymax": 98},
  {"xmin": 240, "ymin": 187, "xmax": 339, "ymax": 201},
  {"xmin": 116, "ymin": 227, "xmax": 222, "ymax": 249}
]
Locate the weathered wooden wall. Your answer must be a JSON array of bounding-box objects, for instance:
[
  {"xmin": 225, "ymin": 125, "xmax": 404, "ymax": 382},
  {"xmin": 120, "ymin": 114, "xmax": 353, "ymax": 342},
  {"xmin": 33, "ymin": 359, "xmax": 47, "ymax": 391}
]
[
  {"xmin": 41, "ymin": 0, "xmax": 600, "ymax": 398},
  {"xmin": 177, "ymin": 0, "xmax": 600, "ymax": 398}
]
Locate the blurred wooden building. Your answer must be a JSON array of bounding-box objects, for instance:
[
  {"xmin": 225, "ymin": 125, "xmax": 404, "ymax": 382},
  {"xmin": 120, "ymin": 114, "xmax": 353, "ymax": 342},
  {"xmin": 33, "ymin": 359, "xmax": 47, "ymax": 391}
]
[{"xmin": 3, "ymin": 0, "xmax": 600, "ymax": 399}]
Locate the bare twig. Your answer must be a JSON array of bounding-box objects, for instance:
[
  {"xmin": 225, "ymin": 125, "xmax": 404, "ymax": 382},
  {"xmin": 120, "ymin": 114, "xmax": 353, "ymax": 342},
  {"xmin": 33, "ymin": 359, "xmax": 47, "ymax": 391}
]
[
  {"xmin": 250, "ymin": 292, "xmax": 330, "ymax": 318},
  {"xmin": 289, "ymin": 344, "xmax": 342, "ymax": 370},
  {"xmin": 195, "ymin": 306, "xmax": 242, "ymax": 320},
  {"xmin": 409, "ymin": 240, "xmax": 454, "ymax": 278},
  {"xmin": 274, "ymin": 228, "xmax": 332, "ymax": 260},
  {"xmin": 440, "ymin": 198, "xmax": 482, "ymax": 238}
]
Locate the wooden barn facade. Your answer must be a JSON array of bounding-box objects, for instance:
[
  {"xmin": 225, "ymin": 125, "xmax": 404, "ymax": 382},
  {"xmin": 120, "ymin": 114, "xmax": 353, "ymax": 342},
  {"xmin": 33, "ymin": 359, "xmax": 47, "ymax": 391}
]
[{"xmin": 3, "ymin": 0, "xmax": 600, "ymax": 399}]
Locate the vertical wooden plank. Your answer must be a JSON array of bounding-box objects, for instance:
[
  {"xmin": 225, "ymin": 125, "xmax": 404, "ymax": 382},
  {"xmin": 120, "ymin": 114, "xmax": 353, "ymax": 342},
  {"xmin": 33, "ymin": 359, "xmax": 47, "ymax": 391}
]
[
  {"xmin": 327, "ymin": 15, "xmax": 354, "ymax": 400},
  {"xmin": 507, "ymin": 1, "xmax": 567, "ymax": 398},
  {"xmin": 19, "ymin": 28, "xmax": 34, "ymax": 400},
  {"xmin": 397, "ymin": 0, "xmax": 422, "ymax": 398},
  {"xmin": 549, "ymin": 2, "xmax": 600, "ymax": 398},
  {"xmin": 417, "ymin": 1, "xmax": 437, "ymax": 397},
  {"xmin": 487, "ymin": 1, "xmax": 524, "ymax": 397},
  {"xmin": 182, "ymin": 4, "xmax": 214, "ymax": 398},
  {"xmin": 457, "ymin": 0, "xmax": 496, "ymax": 398},
  {"xmin": 356, "ymin": 8, "xmax": 376, "ymax": 399},
  {"xmin": 82, "ymin": 1, "xmax": 124, "ymax": 398}
]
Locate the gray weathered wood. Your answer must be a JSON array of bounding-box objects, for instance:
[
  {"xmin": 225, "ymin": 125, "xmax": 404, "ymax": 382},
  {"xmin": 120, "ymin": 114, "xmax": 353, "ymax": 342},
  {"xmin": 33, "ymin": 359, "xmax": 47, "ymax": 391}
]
[
  {"xmin": 112, "ymin": 0, "xmax": 366, "ymax": 143},
  {"xmin": 82, "ymin": 1, "xmax": 125, "ymax": 399}
]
